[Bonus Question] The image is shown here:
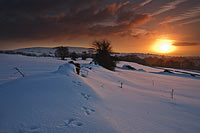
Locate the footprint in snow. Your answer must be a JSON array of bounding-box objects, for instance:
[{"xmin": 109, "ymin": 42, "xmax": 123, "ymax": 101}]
[
  {"xmin": 100, "ymin": 84, "xmax": 104, "ymax": 88},
  {"xmin": 72, "ymin": 81, "xmax": 82, "ymax": 86},
  {"xmin": 19, "ymin": 124, "xmax": 40, "ymax": 133},
  {"xmin": 81, "ymin": 93, "xmax": 91, "ymax": 100},
  {"xmin": 77, "ymin": 81, "xmax": 81, "ymax": 86},
  {"xmin": 81, "ymin": 106, "xmax": 95, "ymax": 115},
  {"xmin": 58, "ymin": 118, "xmax": 83, "ymax": 128}
]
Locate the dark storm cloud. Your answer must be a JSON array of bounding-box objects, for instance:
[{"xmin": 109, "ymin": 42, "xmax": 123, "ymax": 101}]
[
  {"xmin": 0, "ymin": 0, "xmax": 151, "ymax": 41},
  {"xmin": 173, "ymin": 42, "xmax": 199, "ymax": 46}
]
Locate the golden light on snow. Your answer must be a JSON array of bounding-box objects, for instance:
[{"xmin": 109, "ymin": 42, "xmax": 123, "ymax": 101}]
[{"xmin": 152, "ymin": 39, "xmax": 176, "ymax": 54}]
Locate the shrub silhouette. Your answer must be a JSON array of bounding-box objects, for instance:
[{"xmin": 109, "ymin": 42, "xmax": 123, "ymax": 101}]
[
  {"xmin": 91, "ymin": 40, "xmax": 116, "ymax": 71},
  {"xmin": 55, "ymin": 46, "xmax": 69, "ymax": 60},
  {"xmin": 69, "ymin": 61, "xmax": 81, "ymax": 75},
  {"xmin": 70, "ymin": 52, "xmax": 78, "ymax": 61},
  {"xmin": 81, "ymin": 51, "xmax": 88, "ymax": 60}
]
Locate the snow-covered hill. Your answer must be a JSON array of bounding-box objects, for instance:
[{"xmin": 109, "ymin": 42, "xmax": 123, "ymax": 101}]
[
  {"xmin": 0, "ymin": 54, "xmax": 200, "ymax": 133},
  {"xmin": 0, "ymin": 47, "xmax": 94, "ymax": 57},
  {"xmin": 0, "ymin": 46, "xmax": 163, "ymax": 59}
]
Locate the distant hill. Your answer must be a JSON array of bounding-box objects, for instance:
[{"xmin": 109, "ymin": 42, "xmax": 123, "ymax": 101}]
[
  {"xmin": 0, "ymin": 47, "xmax": 94, "ymax": 57},
  {"xmin": 0, "ymin": 46, "xmax": 162, "ymax": 59}
]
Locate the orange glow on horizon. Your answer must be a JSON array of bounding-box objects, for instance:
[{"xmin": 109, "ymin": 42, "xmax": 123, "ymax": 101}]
[{"xmin": 152, "ymin": 39, "xmax": 176, "ymax": 54}]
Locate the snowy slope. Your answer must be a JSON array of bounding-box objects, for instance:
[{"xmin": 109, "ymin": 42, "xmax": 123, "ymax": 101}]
[
  {"xmin": 0, "ymin": 54, "xmax": 200, "ymax": 133},
  {"xmin": 81, "ymin": 63, "xmax": 200, "ymax": 133},
  {"xmin": 0, "ymin": 54, "xmax": 115, "ymax": 133}
]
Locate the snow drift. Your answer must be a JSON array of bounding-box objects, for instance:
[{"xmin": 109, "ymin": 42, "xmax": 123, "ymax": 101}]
[{"xmin": 55, "ymin": 63, "xmax": 76, "ymax": 75}]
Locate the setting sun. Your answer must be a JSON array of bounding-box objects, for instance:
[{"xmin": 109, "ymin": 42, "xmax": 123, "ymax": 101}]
[{"xmin": 152, "ymin": 39, "xmax": 176, "ymax": 54}]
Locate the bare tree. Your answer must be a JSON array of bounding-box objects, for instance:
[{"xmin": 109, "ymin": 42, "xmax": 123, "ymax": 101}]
[{"xmin": 91, "ymin": 40, "xmax": 116, "ymax": 71}]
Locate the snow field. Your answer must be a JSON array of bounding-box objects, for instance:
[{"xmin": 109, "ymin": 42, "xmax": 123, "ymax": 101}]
[{"xmin": 0, "ymin": 54, "xmax": 200, "ymax": 133}]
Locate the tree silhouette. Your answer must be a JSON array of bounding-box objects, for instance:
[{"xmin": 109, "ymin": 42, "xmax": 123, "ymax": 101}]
[
  {"xmin": 91, "ymin": 40, "xmax": 116, "ymax": 71},
  {"xmin": 70, "ymin": 52, "xmax": 78, "ymax": 61},
  {"xmin": 55, "ymin": 46, "xmax": 69, "ymax": 60}
]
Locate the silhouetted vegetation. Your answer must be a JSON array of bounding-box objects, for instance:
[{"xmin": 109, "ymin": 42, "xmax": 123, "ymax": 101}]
[
  {"xmin": 0, "ymin": 50, "xmax": 54, "ymax": 57},
  {"xmin": 70, "ymin": 52, "xmax": 78, "ymax": 61},
  {"xmin": 55, "ymin": 46, "xmax": 69, "ymax": 60},
  {"xmin": 117, "ymin": 55, "xmax": 200, "ymax": 70},
  {"xmin": 69, "ymin": 61, "xmax": 81, "ymax": 75},
  {"xmin": 40, "ymin": 53, "xmax": 51, "ymax": 57},
  {"xmin": 0, "ymin": 50, "xmax": 37, "ymax": 56},
  {"xmin": 81, "ymin": 52, "xmax": 89, "ymax": 60},
  {"xmin": 118, "ymin": 55, "xmax": 145, "ymax": 65},
  {"xmin": 92, "ymin": 40, "xmax": 116, "ymax": 71}
]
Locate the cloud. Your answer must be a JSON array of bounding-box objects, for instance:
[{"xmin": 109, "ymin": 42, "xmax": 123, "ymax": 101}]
[
  {"xmin": 173, "ymin": 41, "xmax": 199, "ymax": 46},
  {"xmin": 130, "ymin": 13, "xmax": 151, "ymax": 27},
  {"xmin": 128, "ymin": 28, "xmax": 156, "ymax": 38},
  {"xmin": 160, "ymin": 6, "xmax": 200, "ymax": 24},
  {"xmin": 139, "ymin": 0, "xmax": 153, "ymax": 7},
  {"xmin": 117, "ymin": 9, "xmax": 151, "ymax": 25},
  {"xmin": 152, "ymin": 0, "xmax": 187, "ymax": 16},
  {"xmin": 132, "ymin": 0, "xmax": 153, "ymax": 10},
  {"xmin": 89, "ymin": 13, "xmax": 151, "ymax": 36},
  {"xmin": 180, "ymin": 18, "xmax": 200, "ymax": 25},
  {"xmin": 0, "ymin": 0, "xmax": 151, "ymax": 41},
  {"xmin": 0, "ymin": 0, "xmax": 151, "ymax": 42}
]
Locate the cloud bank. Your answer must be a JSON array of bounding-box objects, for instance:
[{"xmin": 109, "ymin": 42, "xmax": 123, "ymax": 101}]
[
  {"xmin": 173, "ymin": 41, "xmax": 199, "ymax": 46},
  {"xmin": 0, "ymin": 0, "xmax": 151, "ymax": 41}
]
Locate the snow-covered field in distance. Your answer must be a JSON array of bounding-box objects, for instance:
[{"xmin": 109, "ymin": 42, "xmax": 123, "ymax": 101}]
[
  {"xmin": 0, "ymin": 46, "xmax": 94, "ymax": 57},
  {"xmin": 0, "ymin": 54, "xmax": 200, "ymax": 133}
]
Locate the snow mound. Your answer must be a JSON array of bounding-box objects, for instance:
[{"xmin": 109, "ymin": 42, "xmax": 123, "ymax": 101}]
[
  {"xmin": 137, "ymin": 69, "xmax": 146, "ymax": 72},
  {"xmin": 122, "ymin": 65, "xmax": 136, "ymax": 70},
  {"xmin": 55, "ymin": 63, "xmax": 76, "ymax": 75}
]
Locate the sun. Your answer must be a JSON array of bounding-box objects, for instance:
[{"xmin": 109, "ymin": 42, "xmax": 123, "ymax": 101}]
[
  {"xmin": 152, "ymin": 39, "xmax": 176, "ymax": 54},
  {"xmin": 159, "ymin": 43, "xmax": 172, "ymax": 53}
]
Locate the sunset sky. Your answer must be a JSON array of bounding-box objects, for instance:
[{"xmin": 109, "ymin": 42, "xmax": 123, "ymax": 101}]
[{"xmin": 0, "ymin": 0, "xmax": 200, "ymax": 56}]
